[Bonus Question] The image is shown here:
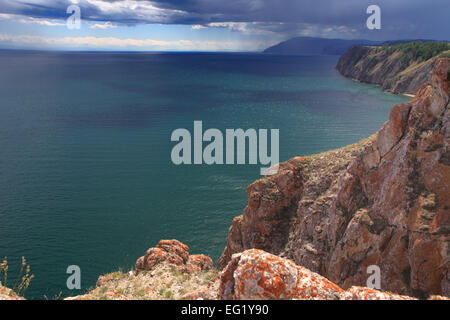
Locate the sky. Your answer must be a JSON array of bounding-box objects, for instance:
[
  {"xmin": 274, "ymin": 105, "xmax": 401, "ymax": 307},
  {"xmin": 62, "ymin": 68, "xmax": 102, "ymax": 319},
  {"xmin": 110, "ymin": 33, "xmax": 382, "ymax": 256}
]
[{"xmin": 0, "ymin": 0, "xmax": 448, "ymax": 51}]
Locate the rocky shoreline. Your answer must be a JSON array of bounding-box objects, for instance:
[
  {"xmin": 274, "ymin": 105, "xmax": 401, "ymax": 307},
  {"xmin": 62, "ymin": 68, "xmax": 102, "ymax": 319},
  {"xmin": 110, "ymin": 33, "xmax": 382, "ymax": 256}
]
[
  {"xmin": 2, "ymin": 56, "xmax": 449, "ymax": 301},
  {"xmin": 335, "ymin": 44, "xmax": 449, "ymax": 95},
  {"xmin": 218, "ymin": 58, "xmax": 449, "ymax": 298},
  {"xmin": 58, "ymin": 57, "xmax": 450, "ymax": 300},
  {"xmin": 67, "ymin": 240, "xmax": 448, "ymax": 300}
]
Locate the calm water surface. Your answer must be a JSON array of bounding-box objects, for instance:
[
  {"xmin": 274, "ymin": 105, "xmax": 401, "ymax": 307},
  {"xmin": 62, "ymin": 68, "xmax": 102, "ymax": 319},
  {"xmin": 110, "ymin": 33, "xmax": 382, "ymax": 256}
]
[{"xmin": 0, "ymin": 51, "xmax": 409, "ymax": 298}]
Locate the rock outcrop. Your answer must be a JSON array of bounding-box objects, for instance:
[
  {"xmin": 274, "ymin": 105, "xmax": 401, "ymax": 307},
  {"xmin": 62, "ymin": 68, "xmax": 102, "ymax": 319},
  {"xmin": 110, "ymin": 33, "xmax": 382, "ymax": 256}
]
[
  {"xmin": 64, "ymin": 241, "xmax": 448, "ymax": 300},
  {"xmin": 219, "ymin": 249, "xmax": 417, "ymax": 300},
  {"xmin": 217, "ymin": 156, "xmax": 306, "ymax": 269},
  {"xmin": 136, "ymin": 239, "xmax": 213, "ymax": 274},
  {"xmin": 219, "ymin": 59, "xmax": 450, "ymax": 298},
  {"xmin": 336, "ymin": 44, "xmax": 449, "ymax": 95},
  {"xmin": 66, "ymin": 240, "xmax": 218, "ymax": 300}
]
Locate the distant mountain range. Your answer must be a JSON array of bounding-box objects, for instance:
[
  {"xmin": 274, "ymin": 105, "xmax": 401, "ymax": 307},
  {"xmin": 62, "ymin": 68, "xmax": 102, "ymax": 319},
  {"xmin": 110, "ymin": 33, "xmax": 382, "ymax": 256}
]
[{"xmin": 262, "ymin": 37, "xmax": 440, "ymax": 56}]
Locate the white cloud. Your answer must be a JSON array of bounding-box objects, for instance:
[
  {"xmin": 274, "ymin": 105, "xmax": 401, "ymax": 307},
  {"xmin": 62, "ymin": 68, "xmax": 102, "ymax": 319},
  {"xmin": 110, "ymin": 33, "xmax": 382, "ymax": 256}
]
[
  {"xmin": 84, "ymin": 0, "xmax": 187, "ymax": 24},
  {"xmin": 0, "ymin": 13, "xmax": 65, "ymax": 26},
  {"xmin": 191, "ymin": 22, "xmax": 276, "ymax": 36},
  {"xmin": 191, "ymin": 25, "xmax": 206, "ymax": 30},
  {"xmin": 90, "ymin": 22, "xmax": 117, "ymax": 29},
  {"xmin": 0, "ymin": 33, "xmax": 264, "ymax": 51}
]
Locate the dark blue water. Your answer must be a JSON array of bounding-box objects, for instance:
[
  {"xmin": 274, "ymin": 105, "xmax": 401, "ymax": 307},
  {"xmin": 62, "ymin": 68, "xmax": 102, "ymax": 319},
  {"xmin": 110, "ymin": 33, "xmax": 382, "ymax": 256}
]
[{"xmin": 0, "ymin": 51, "xmax": 409, "ymax": 299}]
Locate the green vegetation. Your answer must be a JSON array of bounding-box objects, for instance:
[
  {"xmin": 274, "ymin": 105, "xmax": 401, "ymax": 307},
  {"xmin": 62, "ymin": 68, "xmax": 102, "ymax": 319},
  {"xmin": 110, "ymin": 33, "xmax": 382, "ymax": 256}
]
[
  {"xmin": 383, "ymin": 41, "xmax": 450, "ymax": 69},
  {"xmin": 169, "ymin": 266, "xmax": 182, "ymax": 277},
  {"xmin": 135, "ymin": 289, "xmax": 146, "ymax": 297},
  {"xmin": 108, "ymin": 271, "xmax": 127, "ymax": 280},
  {"xmin": 164, "ymin": 290, "xmax": 174, "ymax": 299},
  {"xmin": 98, "ymin": 286, "xmax": 108, "ymax": 295},
  {"xmin": 116, "ymin": 288, "xmax": 125, "ymax": 295},
  {"xmin": 205, "ymin": 270, "xmax": 218, "ymax": 281}
]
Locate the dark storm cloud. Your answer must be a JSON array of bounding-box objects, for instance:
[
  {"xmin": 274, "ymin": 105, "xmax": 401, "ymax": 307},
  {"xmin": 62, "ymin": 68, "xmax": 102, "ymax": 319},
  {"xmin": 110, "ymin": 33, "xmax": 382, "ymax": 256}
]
[{"xmin": 0, "ymin": 0, "xmax": 449, "ymax": 40}]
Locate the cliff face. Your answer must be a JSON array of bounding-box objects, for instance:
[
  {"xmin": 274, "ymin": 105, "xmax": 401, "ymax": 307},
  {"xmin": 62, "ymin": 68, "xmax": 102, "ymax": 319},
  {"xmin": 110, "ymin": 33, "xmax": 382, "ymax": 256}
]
[
  {"xmin": 336, "ymin": 45, "xmax": 449, "ymax": 95},
  {"xmin": 219, "ymin": 58, "xmax": 450, "ymax": 297}
]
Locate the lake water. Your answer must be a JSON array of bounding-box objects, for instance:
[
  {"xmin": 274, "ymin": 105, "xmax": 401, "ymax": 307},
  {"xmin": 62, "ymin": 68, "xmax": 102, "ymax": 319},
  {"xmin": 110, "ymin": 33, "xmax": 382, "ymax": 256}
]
[{"xmin": 0, "ymin": 51, "xmax": 409, "ymax": 298}]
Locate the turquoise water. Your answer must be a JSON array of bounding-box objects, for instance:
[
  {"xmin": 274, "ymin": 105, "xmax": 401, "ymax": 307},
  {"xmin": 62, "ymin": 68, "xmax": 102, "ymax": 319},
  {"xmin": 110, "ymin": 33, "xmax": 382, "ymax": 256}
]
[{"xmin": 0, "ymin": 51, "xmax": 409, "ymax": 299}]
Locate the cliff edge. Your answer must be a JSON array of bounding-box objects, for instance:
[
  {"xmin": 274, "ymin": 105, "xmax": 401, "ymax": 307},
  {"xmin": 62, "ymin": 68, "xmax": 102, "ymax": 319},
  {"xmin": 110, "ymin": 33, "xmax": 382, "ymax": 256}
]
[
  {"xmin": 2, "ymin": 57, "xmax": 449, "ymax": 301},
  {"xmin": 336, "ymin": 42, "xmax": 449, "ymax": 95},
  {"xmin": 218, "ymin": 58, "xmax": 450, "ymax": 298},
  {"xmin": 64, "ymin": 240, "xmax": 448, "ymax": 300}
]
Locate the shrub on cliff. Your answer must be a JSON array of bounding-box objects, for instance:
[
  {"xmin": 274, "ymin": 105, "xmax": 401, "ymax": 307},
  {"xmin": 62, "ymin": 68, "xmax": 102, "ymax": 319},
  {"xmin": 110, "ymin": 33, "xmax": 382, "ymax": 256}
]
[{"xmin": 385, "ymin": 41, "xmax": 450, "ymax": 69}]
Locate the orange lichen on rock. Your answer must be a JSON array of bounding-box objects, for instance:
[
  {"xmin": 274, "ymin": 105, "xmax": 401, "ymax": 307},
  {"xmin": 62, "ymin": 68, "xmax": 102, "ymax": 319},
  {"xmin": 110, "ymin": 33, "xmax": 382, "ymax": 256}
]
[
  {"xmin": 218, "ymin": 249, "xmax": 421, "ymax": 300},
  {"xmin": 63, "ymin": 240, "xmax": 448, "ymax": 300},
  {"xmin": 187, "ymin": 254, "xmax": 214, "ymax": 272},
  {"xmin": 135, "ymin": 239, "xmax": 213, "ymax": 274},
  {"xmin": 219, "ymin": 249, "xmax": 344, "ymax": 300},
  {"xmin": 343, "ymin": 286, "xmax": 414, "ymax": 300}
]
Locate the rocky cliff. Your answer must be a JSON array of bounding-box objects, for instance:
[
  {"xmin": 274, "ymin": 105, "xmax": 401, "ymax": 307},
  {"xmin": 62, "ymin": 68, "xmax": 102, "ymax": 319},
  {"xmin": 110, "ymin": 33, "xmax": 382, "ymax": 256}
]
[
  {"xmin": 66, "ymin": 240, "xmax": 448, "ymax": 300},
  {"xmin": 218, "ymin": 249, "xmax": 443, "ymax": 300},
  {"xmin": 219, "ymin": 58, "xmax": 450, "ymax": 298},
  {"xmin": 336, "ymin": 42, "xmax": 449, "ymax": 95},
  {"xmin": 2, "ymin": 59, "xmax": 449, "ymax": 302}
]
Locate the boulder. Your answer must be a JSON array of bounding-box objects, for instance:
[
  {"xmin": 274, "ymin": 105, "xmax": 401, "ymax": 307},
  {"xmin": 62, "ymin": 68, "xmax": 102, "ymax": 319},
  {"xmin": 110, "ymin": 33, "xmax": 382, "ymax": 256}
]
[
  {"xmin": 135, "ymin": 239, "xmax": 213, "ymax": 273},
  {"xmin": 218, "ymin": 249, "xmax": 416, "ymax": 300}
]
